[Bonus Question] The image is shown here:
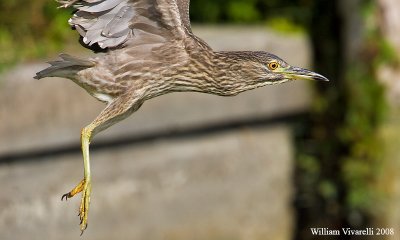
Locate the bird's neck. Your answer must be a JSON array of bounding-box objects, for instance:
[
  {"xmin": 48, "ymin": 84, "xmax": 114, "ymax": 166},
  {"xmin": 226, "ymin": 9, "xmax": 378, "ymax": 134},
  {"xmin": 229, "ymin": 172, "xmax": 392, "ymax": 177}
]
[
  {"xmin": 165, "ymin": 50, "xmax": 265, "ymax": 97},
  {"xmin": 207, "ymin": 51, "xmax": 266, "ymax": 96}
]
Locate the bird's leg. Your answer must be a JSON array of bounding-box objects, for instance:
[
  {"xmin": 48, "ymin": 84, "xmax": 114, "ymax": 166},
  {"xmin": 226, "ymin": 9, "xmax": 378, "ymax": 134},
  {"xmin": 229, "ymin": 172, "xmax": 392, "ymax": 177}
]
[
  {"xmin": 62, "ymin": 125, "xmax": 94, "ymax": 234},
  {"xmin": 61, "ymin": 93, "xmax": 143, "ymax": 234}
]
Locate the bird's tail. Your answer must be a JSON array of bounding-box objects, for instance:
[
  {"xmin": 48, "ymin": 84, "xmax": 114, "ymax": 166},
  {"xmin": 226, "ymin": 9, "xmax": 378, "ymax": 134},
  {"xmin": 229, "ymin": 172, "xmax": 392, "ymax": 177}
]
[{"xmin": 34, "ymin": 54, "xmax": 95, "ymax": 80}]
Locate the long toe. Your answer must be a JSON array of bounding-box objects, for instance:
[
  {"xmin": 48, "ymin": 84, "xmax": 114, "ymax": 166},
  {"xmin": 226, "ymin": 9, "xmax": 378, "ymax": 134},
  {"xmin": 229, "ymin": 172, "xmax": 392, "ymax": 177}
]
[
  {"xmin": 61, "ymin": 179, "xmax": 86, "ymax": 201},
  {"xmin": 78, "ymin": 181, "xmax": 92, "ymax": 234}
]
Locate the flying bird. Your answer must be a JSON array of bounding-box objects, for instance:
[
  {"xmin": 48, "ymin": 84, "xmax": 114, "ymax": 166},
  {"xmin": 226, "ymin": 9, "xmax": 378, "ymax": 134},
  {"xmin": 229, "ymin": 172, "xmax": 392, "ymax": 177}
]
[{"xmin": 35, "ymin": 0, "xmax": 329, "ymax": 233}]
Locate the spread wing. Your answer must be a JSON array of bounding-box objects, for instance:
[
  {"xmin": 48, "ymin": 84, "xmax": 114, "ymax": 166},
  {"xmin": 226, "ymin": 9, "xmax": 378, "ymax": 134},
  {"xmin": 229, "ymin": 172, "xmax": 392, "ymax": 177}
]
[{"xmin": 61, "ymin": 0, "xmax": 189, "ymax": 50}]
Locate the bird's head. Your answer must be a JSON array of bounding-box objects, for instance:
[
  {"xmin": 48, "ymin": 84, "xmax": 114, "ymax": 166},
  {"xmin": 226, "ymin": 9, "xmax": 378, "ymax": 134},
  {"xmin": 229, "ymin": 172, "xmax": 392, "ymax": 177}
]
[
  {"xmin": 200, "ymin": 51, "xmax": 329, "ymax": 96},
  {"xmin": 243, "ymin": 51, "xmax": 329, "ymax": 86}
]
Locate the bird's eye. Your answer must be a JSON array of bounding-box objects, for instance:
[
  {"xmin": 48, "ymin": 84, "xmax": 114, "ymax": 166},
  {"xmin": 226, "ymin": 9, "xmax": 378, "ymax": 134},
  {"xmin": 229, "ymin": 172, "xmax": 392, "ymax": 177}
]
[{"xmin": 268, "ymin": 62, "xmax": 280, "ymax": 70}]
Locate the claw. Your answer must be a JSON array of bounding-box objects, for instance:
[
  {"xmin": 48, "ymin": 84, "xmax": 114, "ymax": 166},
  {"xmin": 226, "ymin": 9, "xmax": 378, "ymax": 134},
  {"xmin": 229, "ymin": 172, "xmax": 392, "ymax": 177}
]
[
  {"xmin": 61, "ymin": 193, "xmax": 70, "ymax": 201},
  {"xmin": 80, "ymin": 224, "xmax": 88, "ymax": 236}
]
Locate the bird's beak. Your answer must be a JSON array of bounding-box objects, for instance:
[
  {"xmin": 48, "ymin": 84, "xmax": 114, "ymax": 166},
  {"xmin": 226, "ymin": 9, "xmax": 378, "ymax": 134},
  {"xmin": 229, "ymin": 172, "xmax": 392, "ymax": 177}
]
[{"xmin": 285, "ymin": 67, "xmax": 330, "ymax": 82}]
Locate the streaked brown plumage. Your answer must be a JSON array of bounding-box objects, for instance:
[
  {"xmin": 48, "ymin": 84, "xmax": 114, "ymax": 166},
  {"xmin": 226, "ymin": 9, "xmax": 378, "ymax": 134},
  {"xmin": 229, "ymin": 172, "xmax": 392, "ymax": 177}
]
[{"xmin": 35, "ymin": 0, "xmax": 328, "ymax": 233}]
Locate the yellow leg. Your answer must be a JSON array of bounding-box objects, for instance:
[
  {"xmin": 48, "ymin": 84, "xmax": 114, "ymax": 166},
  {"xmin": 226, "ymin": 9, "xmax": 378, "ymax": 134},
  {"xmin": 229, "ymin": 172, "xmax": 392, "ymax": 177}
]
[
  {"xmin": 62, "ymin": 126, "xmax": 93, "ymax": 234},
  {"xmin": 61, "ymin": 94, "xmax": 143, "ymax": 234}
]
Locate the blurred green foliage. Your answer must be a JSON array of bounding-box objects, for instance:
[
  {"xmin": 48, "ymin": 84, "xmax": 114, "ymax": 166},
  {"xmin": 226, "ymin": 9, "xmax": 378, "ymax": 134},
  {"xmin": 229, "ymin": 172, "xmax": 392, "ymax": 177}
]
[
  {"xmin": 190, "ymin": 0, "xmax": 312, "ymax": 25},
  {"xmin": 339, "ymin": 13, "xmax": 396, "ymax": 221},
  {"xmin": 0, "ymin": 0, "xmax": 71, "ymax": 72},
  {"xmin": 190, "ymin": 0, "xmax": 310, "ymax": 33},
  {"xmin": 295, "ymin": 0, "xmax": 392, "ymax": 235}
]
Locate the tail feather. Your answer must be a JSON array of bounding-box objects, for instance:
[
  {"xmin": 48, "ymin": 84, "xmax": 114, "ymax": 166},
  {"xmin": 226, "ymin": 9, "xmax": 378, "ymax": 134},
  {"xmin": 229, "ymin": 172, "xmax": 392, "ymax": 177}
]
[{"xmin": 34, "ymin": 54, "xmax": 95, "ymax": 80}]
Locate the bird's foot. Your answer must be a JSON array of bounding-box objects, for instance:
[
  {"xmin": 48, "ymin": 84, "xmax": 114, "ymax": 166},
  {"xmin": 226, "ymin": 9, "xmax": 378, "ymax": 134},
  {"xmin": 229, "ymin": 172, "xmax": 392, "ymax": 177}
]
[{"xmin": 62, "ymin": 178, "xmax": 92, "ymax": 234}]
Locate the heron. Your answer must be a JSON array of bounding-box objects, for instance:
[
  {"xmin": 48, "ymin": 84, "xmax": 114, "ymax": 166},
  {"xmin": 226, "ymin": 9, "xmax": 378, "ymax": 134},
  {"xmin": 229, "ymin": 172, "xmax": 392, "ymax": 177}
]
[{"xmin": 35, "ymin": 0, "xmax": 329, "ymax": 233}]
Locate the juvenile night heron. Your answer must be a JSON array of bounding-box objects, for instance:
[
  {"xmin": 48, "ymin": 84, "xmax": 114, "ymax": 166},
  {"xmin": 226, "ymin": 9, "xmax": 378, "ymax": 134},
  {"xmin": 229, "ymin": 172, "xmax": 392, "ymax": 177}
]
[{"xmin": 35, "ymin": 0, "xmax": 328, "ymax": 233}]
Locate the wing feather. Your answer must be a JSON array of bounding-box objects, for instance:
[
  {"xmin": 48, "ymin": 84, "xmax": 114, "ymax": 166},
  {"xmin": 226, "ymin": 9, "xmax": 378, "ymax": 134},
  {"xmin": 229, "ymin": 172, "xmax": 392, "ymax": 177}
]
[
  {"xmin": 102, "ymin": 6, "xmax": 135, "ymax": 37},
  {"xmin": 63, "ymin": 0, "xmax": 187, "ymax": 50}
]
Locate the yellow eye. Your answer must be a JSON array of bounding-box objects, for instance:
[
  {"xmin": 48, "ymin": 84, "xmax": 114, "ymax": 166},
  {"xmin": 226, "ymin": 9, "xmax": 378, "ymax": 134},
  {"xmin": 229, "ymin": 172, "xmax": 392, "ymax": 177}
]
[{"xmin": 268, "ymin": 62, "xmax": 279, "ymax": 70}]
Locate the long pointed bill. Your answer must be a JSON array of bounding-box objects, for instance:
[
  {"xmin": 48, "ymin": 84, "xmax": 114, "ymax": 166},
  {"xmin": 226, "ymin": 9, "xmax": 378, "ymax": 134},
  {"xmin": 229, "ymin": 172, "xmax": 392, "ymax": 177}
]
[{"xmin": 285, "ymin": 67, "xmax": 330, "ymax": 82}]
